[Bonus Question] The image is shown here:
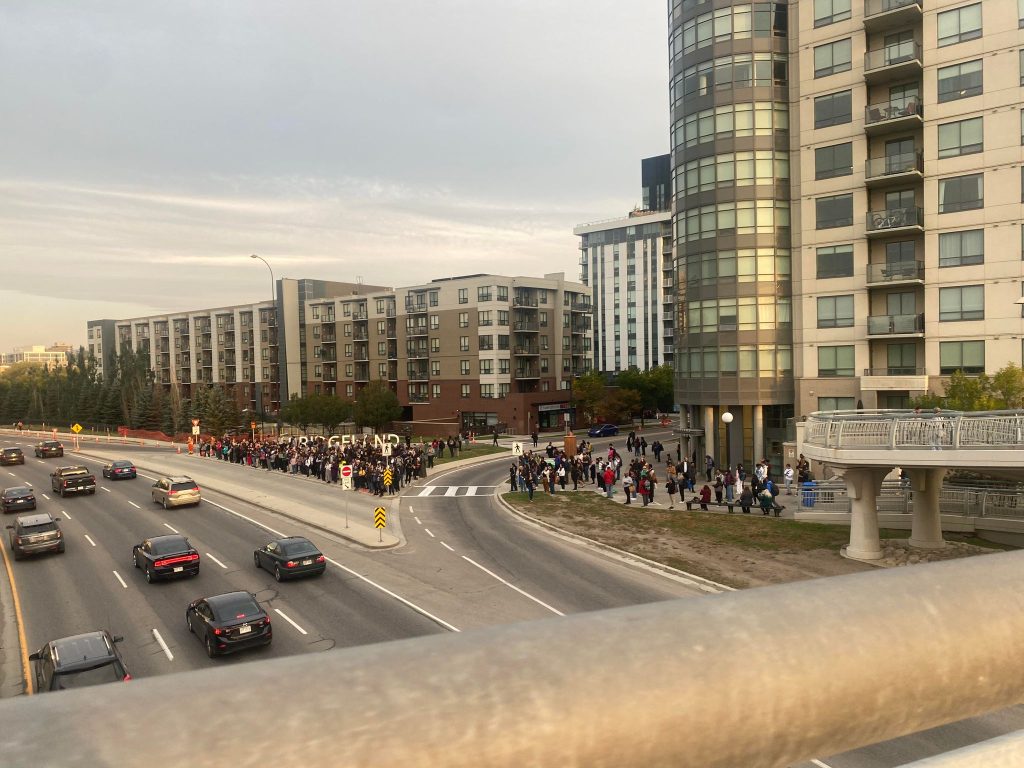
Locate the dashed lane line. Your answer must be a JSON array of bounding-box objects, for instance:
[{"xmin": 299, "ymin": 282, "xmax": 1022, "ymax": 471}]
[
  {"xmin": 206, "ymin": 553, "xmax": 227, "ymax": 569},
  {"xmin": 424, "ymin": 528, "xmax": 435, "ymax": 538},
  {"xmin": 461, "ymin": 555, "xmax": 564, "ymax": 617},
  {"xmin": 127, "ymin": 501, "xmax": 141, "ymax": 509},
  {"xmin": 273, "ymin": 608, "xmax": 308, "ymax": 636},
  {"xmin": 152, "ymin": 628, "xmax": 174, "ymax": 661},
  {"xmin": 41, "ymin": 493, "xmax": 50, "ymax": 500},
  {"xmin": 112, "ymin": 570, "xmax": 128, "ymax": 589},
  {"xmin": 7, "ymin": 472, "xmax": 15, "ymax": 477},
  {"xmin": 101, "ymin": 487, "xmax": 111, "ymax": 493},
  {"xmin": 202, "ymin": 499, "xmax": 286, "ymax": 538},
  {"xmin": 84, "ymin": 534, "xmax": 97, "ymax": 547},
  {"xmin": 440, "ymin": 541, "xmax": 455, "ymax": 552},
  {"xmin": 62, "ymin": 510, "xmax": 71, "ymax": 520},
  {"xmin": 163, "ymin": 523, "xmax": 179, "ymax": 534}
]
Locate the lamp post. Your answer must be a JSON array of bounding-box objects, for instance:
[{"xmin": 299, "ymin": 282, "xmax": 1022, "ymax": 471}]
[
  {"xmin": 567, "ymin": 377, "xmax": 575, "ymax": 435},
  {"xmin": 249, "ymin": 254, "xmax": 276, "ymax": 430},
  {"xmin": 721, "ymin": 410, "xmax": 733, "ymax": 469}
]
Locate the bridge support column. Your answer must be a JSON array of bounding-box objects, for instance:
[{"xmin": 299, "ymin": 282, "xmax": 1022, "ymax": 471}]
[
  {"xmin": 835, "ymin": 467, "xmax": 887, "ymax": 560},
  {"xmin": 703, "ymin": 406, "xmax": 715, "ymax": 469},
  {"xmin": 908, "ymin": 467, "xmax": 947, "ymax": 549}
]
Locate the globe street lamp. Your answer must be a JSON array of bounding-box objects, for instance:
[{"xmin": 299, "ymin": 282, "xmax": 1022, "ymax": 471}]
[
  {"xmin": 249, "ymin": 254, "xmax": 276, "ymax": 429},
  {"xmin": 721, "ymin": 411, "xmax": 733, "ymax": 469}
]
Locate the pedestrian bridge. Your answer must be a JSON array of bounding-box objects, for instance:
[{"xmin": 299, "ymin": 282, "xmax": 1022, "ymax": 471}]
[{"xmin": 800, "ymin": 410, "xmax": 1024, "ymax": 560}]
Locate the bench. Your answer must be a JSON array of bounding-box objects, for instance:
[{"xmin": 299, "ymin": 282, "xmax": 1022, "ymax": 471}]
[{"xmin": 684, "ymin": 498, "xmax": 786, "ymax": 517}]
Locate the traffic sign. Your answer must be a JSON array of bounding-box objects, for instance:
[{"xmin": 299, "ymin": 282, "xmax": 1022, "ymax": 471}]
[
  {"xmin": 383, "ymin": 468, "xmax": 393, "ymax": 486},
  {"xmin": 340, "ymin": 464, "xmax": 353, "ymax": 479},
  {"xmin": 374, "ymin": 507, "xmax": 387, "ymax": 528},
  {"xmin": 250, "ymin": 421, "xmax": 257, "ymax": 429},
  {"xmin": 512, "ymin": 441, "xmax": 522, "ymax": 455},
  {"xmin": 341, "ymin": 476, "xmax": 352, "ymax": 491},
  {"xmin": 71, "ymin": 423, "xmax": 83, "ymax": 434},
  {"xmin": 192, "ymin": 426, "xmax": 201, "ymax": 436},
  {"xmin": 192, "ymin": 419, "xmax": 200, "ymax": 427},
  {"xmin": 382, "ymin": 443, "xmax": 393, "ymax": 457}
]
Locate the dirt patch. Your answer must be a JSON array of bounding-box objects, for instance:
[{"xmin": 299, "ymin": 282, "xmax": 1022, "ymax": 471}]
[{"xmin": 502, "ymin": 490, "xmax": 1012, "ymax": 589}]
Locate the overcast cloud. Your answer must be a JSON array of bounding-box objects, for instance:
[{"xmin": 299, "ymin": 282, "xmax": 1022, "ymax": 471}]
[{"xmin": 0, "ymin": 1, "xmax": 667, "ymax": 351}]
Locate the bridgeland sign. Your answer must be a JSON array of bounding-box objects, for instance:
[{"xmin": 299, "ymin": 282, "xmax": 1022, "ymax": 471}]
[{"xmin": 294, "ymin": 433, "xmax": 401, "ymax": 449}]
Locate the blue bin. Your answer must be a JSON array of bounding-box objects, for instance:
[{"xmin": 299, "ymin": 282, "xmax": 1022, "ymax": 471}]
[{"xmin": 801, "ymin": 481, "xmax": 816, "ymax": 508}]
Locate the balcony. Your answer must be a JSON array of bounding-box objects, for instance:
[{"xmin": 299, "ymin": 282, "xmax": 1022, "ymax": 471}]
[
  {"xmin": 866, "ymin": 206, "xmax": 923, "ymax": 238},
  {"xmin": 861, "ymin": 366, "xmax": 927, "ymax": 391},
  {"xmin": 354, "ymin": 364, "xmax": 370, "ymax": 383},
  {"xmin": 863, "ymin": 0, "xmax": 921, "ymax": 32},
  {"xmin": 406, "ymin": 303, "xmax": 428, "ymax": 315},
  {"xmin": 515, "ymin": 367, "xmax": 540, "ymax": 379},
  {"xmin": 513, "ymin": 297, "xmax": 538, "ymax": 308},
  {"xmin": 865, "ymin": 152, "xmax": 922, "ymax": 188},
  {"xmin": 322, "ymin": 366, "xmax": 337, "ymax": 383},
  {"xmin": 387, "ymin": 363, "xmax": 398, "ymax": 381},
  {"xmin": 864, "ymin": 99, "xmax": 922, "ymax": 136},
  {"xmin": 570, "ymin": 299, "xmax": 592, "ymax": 312},
  {"xmin": 352, "ymin": 311, "xmax": 368, "ymax": 321},
  {"xmin": 386, "ymin": 323, "xmax": 397, "ymax": 339},
  {"xmin": 406, "ymin": 346, "xmax": 429, "ymax": 359},
  {"xmin": 867, "ymin": 313, "xmax": 925, "ymax": 337},
  {"xmin": 513, "ymin": 345, "xmax": 540, "ymax": 356},
  {"xmin": 571, "ymin": 321, "xmax": 591, "ymax": 334},
  {"xmin": 408, "ymin": 393, "xmax": 429, "ymax": 403},
  {"xmin": 864, "ymin": 41, "xmax": 921, "ymax": 85},
  {"xmin": 513, "ymin": 321, "xmax": 539, "ymax": 332},
  {"xmin": 407, "ymin": 367, "xmax": 430, "ymax": 382},
  {"xmin": 866, "ymin": 260, "xmax": 924, "ymax": 286},
  {"xmin": 352, "ymin": 331, "xmax": 368, "ymax": 341},
  {"xmin": 406, "ymin": 325, "xmax": 429, "ymax": 337}
]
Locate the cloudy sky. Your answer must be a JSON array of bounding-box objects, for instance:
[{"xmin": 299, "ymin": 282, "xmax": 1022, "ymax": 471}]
[{"xmin": 0, "ymin": 1, "xmax": 667, "ymax": 352}]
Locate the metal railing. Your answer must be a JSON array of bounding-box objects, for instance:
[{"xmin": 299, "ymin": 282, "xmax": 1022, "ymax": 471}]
[
  {"xmin": 4, "ymin": 552, "xmax": 1024, "ymax": 766},
  {"xmin": 867, "ymin": 205, "xmax": 924, "ymax": 232},
  {"xmin": 866, "ymin": 260, "xmax": 924, "ymax": 283},
  {"xmin": 867, "ymin": 313, "xmax": 925, "ymax": 335},
  {"xmin": 865, "ymin": 0, "xmax": 921, "ymax": 18},
  {"xmin": 804, "ymin": 409, "xmax": 1024, "ymax": 451},
  {"xmin": 866, "ymin": 151, "xmax": 923, "ymax": 180},
  {"xmin": 863, "ymin": 366, "xmax": 926, "ymax": 376},
  {"xmin": 865, "ymin": 41, "xmax": 922, "ymax": 73},
  {"xmin": 865, "ymin": 99, "xmax": 922, "ymax": 126},
  {"xmin": 797, "ymin": 480, "xmax": 1024, "ymax": 519}
]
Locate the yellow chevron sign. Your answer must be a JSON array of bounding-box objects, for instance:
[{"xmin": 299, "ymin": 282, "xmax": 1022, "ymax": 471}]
[
  {"xmin": 374, "ymin": 506, "xmax": 387, "ymax": 529},
  {"xmin": 383, "ymin": 468, "xmax": 393, "ymax": 485}
]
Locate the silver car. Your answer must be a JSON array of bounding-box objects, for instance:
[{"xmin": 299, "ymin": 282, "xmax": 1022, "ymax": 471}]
[{"xmin": 151, "ymin": 476, "xmax": 201, "ymax": 509}]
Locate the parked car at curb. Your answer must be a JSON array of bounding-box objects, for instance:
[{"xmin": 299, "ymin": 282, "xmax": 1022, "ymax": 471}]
[
  {"xmin": 186, "ymin": 591, "xmax": 272, "ymax": 658},
  {"xmin": 132, "ymin": 534, "xmax": 200, "ymax": 583},
  {"xmin": 151, "ymin": 476, "xmax": 201, "ymax": 508},
  {"xmin": 587, "ymin": 424, "xmax": 620, "ymax": 438},
  {"xmin": 50, "ymin": 466, "xmax": 96, "ymax": 497},
  {"xmin": 254, "ymin": 536, "xmax": 326, "ymax": 581},
  {"xmin": 34, "ymin": 440, "xmax": 64, "ymax": 458},
  {"xmin": 7, "ymin": 512, "xmax": 64, "ymax": 559},
  {"xmin": 2, "ymin": 486, "xmax": 36, "ymax": 513},
  {"xmin": 1, "ymin": 447, "xmax": 25, "ymax": 465},
  {"xmin": 29, "ymin": 630, "xmax": 130, "ymax": 692},
  {"xmin": 102, "ymin": 460, "xmax": 137, "ymax": 480}
]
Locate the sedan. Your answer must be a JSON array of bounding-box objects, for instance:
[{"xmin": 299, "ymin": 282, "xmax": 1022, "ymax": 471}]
[
  {"xmin": 132, "ymin": 534, "xmax": 200, "ymax": 583},
  {"xmin": 0, "ymin": 447, "xmax": 25, "ymax": 466},
  {"xmin": 587, "ymin": 424, "xmax": 620, "ymax": 438},
  {"xmin": 2, "ymin": 486, "xmax": 36, "ymax": 514},
  {"xmin": 254, "ymin": 536, "xmax": 326, "ymax": 581},
  {"xmin": 186, "ymin": 591, "xmax": 272, "ymax": 658},
  {"xmin": 102, "ymin": 460, "xmax": 137, "ymax": 480},
  {"xmin": 34, "ymin": 441, "xmax": 64, "ymax": 458}
]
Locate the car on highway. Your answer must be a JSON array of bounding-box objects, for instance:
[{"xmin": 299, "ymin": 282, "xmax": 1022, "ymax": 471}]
[
  {"xmin": 34, "ymin": 440, "xmax": 64, "ymax": 458},
  {"xmin": 2, "ymin": 486, "xmax": 36, "ymax": 513},
  {"xmin": 7, "ymin": 512, "xmax": 64, "ymax": 560},
  {"xmin": 132, "ymin": 534, "xmax": 200, "ymax": 583},
  {"xmin": 186, "ymin": 591, "xmax": 272, "ymax": 658},
  {"xmin": 254, "ymin": 536, "xmax": 326, "ymax": 581},
  {"xmin": 587, "ymin": 424, "xmax": 620, "ymax": 438},
  {"xmin": 28, "ymin": 630, "xmax": 130, "ymax": 692},
  {"xmin": 50, "ymin": 465, "xmax": 96, "ymax": 497},
  {"xmin": 102, "ymin": 459, "xmax": 137, "ymax": 480},
  {"xmin": 151, "ymin": 475, "xmax": 201, "ymax": 508},
  {"xmin": 0, "ymin": 447, "xmax": 25, "ymax": 465}
]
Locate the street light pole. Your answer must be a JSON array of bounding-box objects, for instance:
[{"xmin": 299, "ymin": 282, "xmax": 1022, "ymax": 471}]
[
  {"xmin": 721, "ymin": 410, "xmax": 733, "ymax": 469},
  {"xmin": 250, "ymin": 254, "xmax": 276, "ymax": 431}
]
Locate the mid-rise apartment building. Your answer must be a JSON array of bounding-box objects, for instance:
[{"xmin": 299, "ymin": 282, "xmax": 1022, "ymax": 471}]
[
  {"xmin": 668, "ymin": 0, "xmax": 1024, "ymax": 468},
  {"xmin": 575, "ymin": 155, "xmax": 676, "ymax": 373},
  {"xmin": 0, "ymin": 343, "xmax": 73, "ymax": 371}
]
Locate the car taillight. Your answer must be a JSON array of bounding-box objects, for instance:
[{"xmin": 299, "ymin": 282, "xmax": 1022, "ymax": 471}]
[
  {"xmin": 263, "ymin": 616, "xmax": 271, "ymax": 626},
  {"xmin": 168, "ymin": 490, "xmax": 176, "ymax": 495},
  {"xmin": 14, "ymin": 537, "xmax": 22, "ymax": 545},
  {"xmin": 213, "ymin": 627, "xmax": 224, "ymax": 636},
  {"xmin": 153, "ymin": 553, "xmax": 199, "ymax": 567},
  {"xmin": 316, "ymin": 555, "xmax": 325, "ymax": 563},
  {"xmin": 285, "ymin": 561, "xmax": 297, "ymax": 568},
  {"xmin": 123, "ymin": 673, "xmax": 132, "ymax": 682}
]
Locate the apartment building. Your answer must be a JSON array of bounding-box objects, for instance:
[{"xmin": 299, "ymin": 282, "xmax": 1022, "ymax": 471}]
[
  {"xmin": 668, "ymin": 0, "xmax": 1024, "ymax": 467},
  {"xmin": 302, "ymin": 272, "xmax": 592, "ymax": 434},
  {"xmin": 574, "ymin": 155, "xmax": 676, "ymax": 374},
  {"xmin": 0, "ymin": 343, "xmax": 73, "ymax": 371}
]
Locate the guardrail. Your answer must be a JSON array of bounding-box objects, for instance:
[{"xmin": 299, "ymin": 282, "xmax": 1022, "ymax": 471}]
[
  {"xmin": 804, "ymin": 410, "xmax": 1024, "ymax": 451},
  {"xmin": 3, "ymin": 551, "xmax": 1024, "ymax": 766},
  {"xmin": 797, "ymin": 480, "xmax": 1024, "ymax": 519}
]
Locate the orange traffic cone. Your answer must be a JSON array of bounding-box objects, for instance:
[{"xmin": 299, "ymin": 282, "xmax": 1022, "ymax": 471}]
[{"xmin": 176, "ymin": 446, "xmax": 181, "ymax": 454}]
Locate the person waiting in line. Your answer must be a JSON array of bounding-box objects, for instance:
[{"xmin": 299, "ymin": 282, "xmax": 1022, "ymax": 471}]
[
  {"xmin": 665, "ymin": 475, "xmax": 678, "ymax": 510},
  {"xmin": 622, "ymin": 472, "xmax": 634, "ymax": 505},
  {"xmin": 739, "ymin": 484, "xmax": 754, "ymax": 514},
  {"xmin": 603, "ymin": 465, "xmax": 616, "ymax": 499},
  {"xmin": 713, "ymin": 470, "xmax": 725, "ymax": 504},
  {"xmin": 698, "ymin": 483, "xmax": 712, "ymax": 511},
  {"xmin": 509, "ymin": 463, "xmax": 518, "ymax": 492}
]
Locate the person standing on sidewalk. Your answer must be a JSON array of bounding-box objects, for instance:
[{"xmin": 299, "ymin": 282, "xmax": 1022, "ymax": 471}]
[
  {"xmin": 531, "ymin": 430, "xmax": 539, "ymax": 448},
  {"xmin": 665, "ymin": 475, "xmax": 678, "ymax": 510},
  {"xmin": 493, "ymin": 428, "xmax": 499, "ymax": 446},
  {"xmin": 622, "ymin": 472, "xmax": 634, "ymax": 504},
  {"xmin": 509, "ymin": 463, "xmax": 518, "ymax": 492},
  {"xmin": 603, "ymin": 465, "xmax": 615, "ymax": 499}
]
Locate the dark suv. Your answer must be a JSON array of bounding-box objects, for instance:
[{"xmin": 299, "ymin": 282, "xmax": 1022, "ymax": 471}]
[
  {"xmin": 34, "ymin": 440, "xmax": 64, "ymax": 458},
  {"xmin": 0, "ymin": 447, "xmax": 25, "ymax": 465},
  {"xmin": 29, "ymin": 631, "xmax": 130, "ymax": 692},
  {"xmin": 7, "ymin": 512, "xmax": 64, "ymax": 559}
]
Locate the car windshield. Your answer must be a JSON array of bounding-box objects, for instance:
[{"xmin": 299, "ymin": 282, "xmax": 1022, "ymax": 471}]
[
  {"xmin": 151, "ymin": 537, "xmax": 189, "ymax": 555},
  {"xmin": 212, "ymin": 595, "xmax": 261, "ymax": 622},
  {"xmin": 279, "ymin": 540, "xmax": 318, "ymax": 557},
  {"xmin": 4, "ymin": 487, "xmax": 31, "ymax": 497},
  {"xmin": 54, "ymin": 662, "xmax": 123, "ymax": 689},
  {"xmin": 3, "ymin": 448, "xmax": 20, "ymax": 454},
  {"xmin": 21, "ymin": 523, "xmax": 56, "ymax": 535},
  {"xmin": 171, "ymin": 482, "xmax": 198, "ymax": 492},
  {"xmin": 113, "ymin": 461, "xmax": 132, "ymax": 468}
]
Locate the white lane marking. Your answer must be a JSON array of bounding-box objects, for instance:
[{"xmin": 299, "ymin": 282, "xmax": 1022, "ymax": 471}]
[
  {"xmin": 324, "ymin": 556, "xmax": 460, "ymax": 633},
  {"xmin": 84, "ymin": 534, "xmax": 97, "ymax": 547},
  {"xmin": 41, "ymin": 493, "xmax": 50, "ymax": 500},
  {"xmin": 444, "ymin": 486, "xmax": 458, "ymax": 497},
  {"xmin": 417, "ymin": 486, "xmax": 437, "ymax": 497},
  {"xmin": 810, "ymin": 761, "xmax": 835, "ymax": 768},
  {"xmin": 6, "ymin": 472, "xmax": 15, "ymax": 477},
  {"xmin": 461, "ymin": 555, "xmax": 564, "ymax": 616},
  {"xmin": 101, "ymin": 487, "xmax": 111, "ymax": 493},
  {"xmin": 467, "ymin": 486, "xmax": 478, "ymax": 496},
  {"xmin": 414, "ymin": 516, "xmax": 422, "ymax": 525},
  {"xmin": 128, "ymin": 501, "xmax": 141, "ymax": 509},
  {"xmin": 203, "ymin": 499, "xmax": 286, "ymax": 537},
  {"xmin": 152, "ymin": 628, "xmax": 174, "ymax": 661},
  {"xmin": 273, "ymin": 608, "xmax": 308, "ymax": 636},
  {"xmin": 163, "ymin": 523, "xmax": 179, "ymax": 534},
  {"xmin": 440, "ymin": 541, "xmax": 455, "ymax": 552},
  {"xmin": 206, "ymin": 553, "xmax": 227, "ymax": 569},
  {"xmin": 424, "ymin": 528, "xmax": 435, "ymax": 538},
  {"xmin": 138, "ymin": 473, "xmax": 158, "ymax": 481},
  {"xmin": 62, "ymin": 510, "xmax": 71, "ymax": 520},
  {"xmin": 112, "ymin": 570, "xmax": 128, "ymax": 589}
]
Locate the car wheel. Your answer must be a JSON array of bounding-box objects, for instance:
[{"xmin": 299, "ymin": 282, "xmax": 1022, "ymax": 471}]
[
  {"xmin": 253, "ymin": 552, "xmax": 261, "ymax": 569},
  {"xmin": 186, "ymin": 613, "xmax": 194, "ymax": 634},
  {"xmin": 58, "ymin": 488, "xmax": 64, "ymax": 498},
  {"xmin": 162, "ymin": 498, "xmax": 168, "ymax": 510},
  {"xmin": 274, "ymin": 565, "xmax": 283, "ymax": 582},
  {"xmin": 145, "ymin": 565, "xmax": 154, "ymax": 584},
  {"xmin": 205, "ymin": 634, "xmax": 216, "ymax": 658},
  {"xmin": 57, "ymin": 544, "xmax": 65, "ymax": 554},
  {"xmin": 89, "ymin": 489, "xmax": 95, "ymax": 495}
]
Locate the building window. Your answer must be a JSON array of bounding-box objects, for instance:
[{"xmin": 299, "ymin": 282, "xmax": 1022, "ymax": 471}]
[
  {"xmin": 939, "ymin": 230, "xmax": 984, "ymax": 267},
  {"xmin": 378, "ymin": 363, "xmax": 387, "ymax": 378},
  {"xmin": 937, "ymin": 117, "xmax": 983, "ymax": 158},
  {"xmin": 497, "ymin": 310, "xmax": 509, "ymax": 326},
  {"xmin": 814, "ymin": 90, "xmax": 852, "ymax": 128},
  {"xmin": 479, "ymin": 335, "xmax": 493, "ymax": 350},
  {"xmin": 314, "ymin": 365, "xmax": 322, "ymax": 378},
  {"xmin": 344, "ymin": 343, "xmax": 352, "ymax": 357},
  {"xmin": 813, "ymin": 38, "xmax": 852, "ymax": 78},
  {"xmin": 311, "ymin": 306, "xmax": 320, "ymax": 320},
  {"xmin": 478, "ymin": 311, "xmax": 492, "ymax": 326},
  {"xmin": 498, "ymin": 383, "xmax": 510, "ymax": 399},
  {"xmin": 429, "ymin": 315, "xmax": 440, "ymax": 330},
  {"xmin": 1020, "ymin": 0, "xmax": 1024, "ymax": 27},
  {"xmin": 817, "ymin": 295, "xmax": 854, "ymax": 328},
  {"xmin": 937, "ymin": 4, "xmax": 982, "ymax": 47},
  {"xmin": 477, "ymin": 286, "xmax": 492, "ymax": 302},
  {"xmin": 432, "ymin": 384, "xmax": 441, "ymax": 398},
  {"xmin": 818, "ymin": 345, "xmax": 855, "ymax": 377},
  {"xmin": 480, "ymin": 384, "xmax": 494, "ymax": 398},
  {"xmin": 815, "ymin": 142, "xmax": 853, "ymax": 179},
  {"xmin": 343, "ymin": 324, "xmax": 351, "ymax": 337},
  {"xmin": 496, "ymin": 286, "xmax": 508, "ymax": 301},
  {"xmin": 816, "ymin": 244, "xmax": 854, "ymax": 278},
  {"xmin": 938, "ymin": 173, "xmax": 983, "ymax": 213},
  {"xmin": 497, "ymin": 334, "xmax": 509, "ymax": 350},
  {"xmin": 458, "ymin": 312, "xmax": 469, "ymax": 328},
  {"xmin": 313, "ymin": 345, "xmax": 321, "ymax": 359},
  {"xmin": 940, "ymin": 340, "xmax": 984, "ymax": 374},
  {"xmin": 539, "ymin": 311, "xmax": 548, "ymax": 327},
  {"xmin": 430, "ymin": 338, "xmax": 440, "ymax": 353},
  {"xmin": 480, "ymin": 359, "xmax": 493, "ymax": 375},
  {"xmin": 345, "ymin": 364, "xmax": 353, "ymax": 377},
  {"xmin": 939, "ymin": 285, "xmax": 984, "ymax": 321},
  {"xmin": 499, "ymin": 359, "xmax": 510, "ymax": 374},
  {"xmin": 461, "ymin": 384, "xmax": 471, "ymax": 398},
  {"xmin": 458, "ymin": 288, "xmax": 468, "ymax": 304},
  {"xmin": 814, "ymin": 0, "xmax": 851, "ymax": 27},
  {"xmin": 818, "ymin": 396, "xmax": 855, "ymax": 411},
  {"xmin": 460, "ymin": 360, "xmax": 470, "ymax": 375},
  {"xmin": 816, "ymin": 193, "xmax": 854, "ymax": 229},
  {"xmin": 937, "ymin": 60, "xmax": 982, "ymax": 103},
  {"xmin": 459, "ymin": 336, "xmax": 469, "ymax": 352},
  {"xmin": 429, "ymin": 291, "xmax": 439, "ymax": 307},
  {"xmin": 431, "ymin": 361, "xmax": 440, "ymax": 376}
]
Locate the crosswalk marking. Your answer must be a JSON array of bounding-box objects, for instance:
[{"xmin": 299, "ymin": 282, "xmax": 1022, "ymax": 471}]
[
  {"xmin": 416, "ymin": 485, "xmax": 497, "ymax": 498},
  {"xmin": 417, "ymin": 486, "xmax": 437, "ymax": 497},
  {"xmin": 444, "ymin": 486, "xmax": 458, "ymax": 497}
]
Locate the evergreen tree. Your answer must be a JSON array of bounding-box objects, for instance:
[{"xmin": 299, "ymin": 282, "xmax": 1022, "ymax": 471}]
[{"xmin": 353, "ymin": 380, "xmax": 402, "ymax": 432}]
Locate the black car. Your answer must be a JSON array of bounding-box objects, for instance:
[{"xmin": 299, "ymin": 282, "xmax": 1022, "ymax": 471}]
[
  {"xmin": 7, "ymin": 512, "xmax": 64, "ymax": 560},
  {"xmin": 2, "ymin": 486, "xmax": 36, "ymax": 513},
  {"xmin": 34, "ymin": 440, "xmax": 64, "ymax": 458},
  {"xmin": 132, "ymin": 534, "xmax": 200, "ymax": 583},
  {"xmin": 587, "ymin": 423, "xmax": 620, "ymax": 438},
  {"xmin": 29, "ymin": 630, "xmax": 130, "ymax": 692},
  {"xmin": 102, "ymin": 460, "xmax": 137, "ymax": 480},
  {"xmin": 0, "ymin": 447, "xmax": 25, "ymax": 465},
  {"xmin": 254, "ymin": 536, "xmax": 326, "ymax": 581},
  {"xmin": 186, "ymin": 591, "xmax": 272, "ymax": 658}
]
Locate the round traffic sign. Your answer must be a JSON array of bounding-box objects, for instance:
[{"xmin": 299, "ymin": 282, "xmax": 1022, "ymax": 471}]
[{"xmin": 340, "ymin": 465, "xmax": 353, "ymax": 478}]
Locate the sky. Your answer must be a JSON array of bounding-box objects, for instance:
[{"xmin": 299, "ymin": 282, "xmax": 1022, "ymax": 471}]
[{"xmin": 0, "ymin": 1, "xmax": 668, "ymax": 353}]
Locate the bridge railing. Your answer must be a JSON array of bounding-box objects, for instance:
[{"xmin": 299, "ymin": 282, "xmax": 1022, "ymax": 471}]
[
  {"xmin": 804, "ymin": 409, "xmax": 1024, "ymax": 451},
  {"xmin": 796, "ymin": 481, "xmax": 1024, "ymax": 519}
]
